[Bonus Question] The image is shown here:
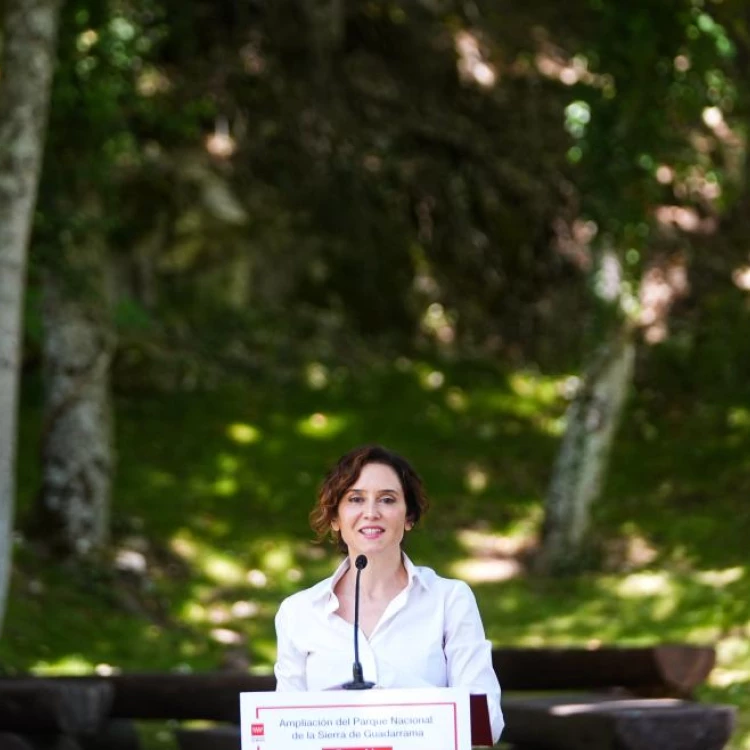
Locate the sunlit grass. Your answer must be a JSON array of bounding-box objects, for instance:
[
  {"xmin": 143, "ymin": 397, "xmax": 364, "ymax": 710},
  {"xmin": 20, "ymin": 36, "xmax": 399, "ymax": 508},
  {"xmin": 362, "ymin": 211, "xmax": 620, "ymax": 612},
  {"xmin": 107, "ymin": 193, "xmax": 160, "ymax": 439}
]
[
  {"xmin": 615, "ymin": 571, "xmax": 674, "ymax": 597},
  {"xmin": 34, "ymin": 655, "xmax": 96, "ymax": 675},
  {"xmin": 203, "ymin": 555, "xmax": 245, "ymax": 585},
  {"xmin": 295, "ymin": 411, "xmax": 349, "ymax": 438},
  {"xmin": 227, "ymin": 422, "xmax": 262, "ymax": 444}
]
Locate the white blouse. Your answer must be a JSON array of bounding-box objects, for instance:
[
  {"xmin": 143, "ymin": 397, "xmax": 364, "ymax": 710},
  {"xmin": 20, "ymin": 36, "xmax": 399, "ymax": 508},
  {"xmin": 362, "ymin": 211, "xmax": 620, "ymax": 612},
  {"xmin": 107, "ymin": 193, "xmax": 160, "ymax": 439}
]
[{"xmin": 274, "ymin": 554, "xmax": 504, "ymax": 744}]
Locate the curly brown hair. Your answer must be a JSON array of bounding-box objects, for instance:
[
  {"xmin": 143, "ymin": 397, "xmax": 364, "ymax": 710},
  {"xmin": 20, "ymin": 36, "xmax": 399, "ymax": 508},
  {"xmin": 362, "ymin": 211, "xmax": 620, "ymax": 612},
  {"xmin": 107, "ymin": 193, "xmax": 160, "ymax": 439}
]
[{"xmin": 310, "ymin": 445, "xmax": 429, "ymax": 553}]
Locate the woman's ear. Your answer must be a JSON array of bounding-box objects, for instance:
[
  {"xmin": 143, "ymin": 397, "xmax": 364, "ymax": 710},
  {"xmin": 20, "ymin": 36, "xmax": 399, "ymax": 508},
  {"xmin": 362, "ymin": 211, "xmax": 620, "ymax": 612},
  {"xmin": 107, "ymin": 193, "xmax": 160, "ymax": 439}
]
[{"xmin": 331, "ymin": 520, "xmax": 339, "ymax": 532}]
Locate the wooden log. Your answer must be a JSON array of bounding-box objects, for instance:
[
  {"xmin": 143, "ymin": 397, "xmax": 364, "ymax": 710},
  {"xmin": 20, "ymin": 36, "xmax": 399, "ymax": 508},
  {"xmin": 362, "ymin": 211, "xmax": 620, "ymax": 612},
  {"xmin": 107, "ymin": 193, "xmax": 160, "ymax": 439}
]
[
  {"xmin": 0, "ymin": 734, "xmax": 34, "ymax": 750},
  {"xmin": 502, "ymin": 694, "xmax": 735, "ymax": 750},
  {"xmin": 22, "ymin": 738, "xmax": 81, "ymax": 750},
  {"xmin": 78, "ymin": 719, "xmax": 141, "ymax": 750},
  {"xmin": 0, "ymin": 736, "xmax": 82, "ymax": 750},
  {"xmin": 492, "ymin": 645, "xmax": 715, "ymax": 697},
  {"xmin": 0, "ymin": 679, "xmax": 113, "ymax": 734},
  {"xmin": 174, "ymin": 726, "xmax": 240, "ymax": 750},
  {"xmin": 100, "ymin": 673, "xmax": 275, "ymax": 722}
]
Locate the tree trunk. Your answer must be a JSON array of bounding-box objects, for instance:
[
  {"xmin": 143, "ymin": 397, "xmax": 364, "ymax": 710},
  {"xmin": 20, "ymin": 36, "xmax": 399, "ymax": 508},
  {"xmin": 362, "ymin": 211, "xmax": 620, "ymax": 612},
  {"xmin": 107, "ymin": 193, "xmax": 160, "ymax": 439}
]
[
  {"xmin": 0, "ymin": 0, "xmax": 62, "ymax": 636},
  {"xmin": 31, "ymin": 222, "xmax": 116, "ymax": 558},
  {"xmin": 536, "ymin": 327, "xmax": 636, "ymax": 574}
]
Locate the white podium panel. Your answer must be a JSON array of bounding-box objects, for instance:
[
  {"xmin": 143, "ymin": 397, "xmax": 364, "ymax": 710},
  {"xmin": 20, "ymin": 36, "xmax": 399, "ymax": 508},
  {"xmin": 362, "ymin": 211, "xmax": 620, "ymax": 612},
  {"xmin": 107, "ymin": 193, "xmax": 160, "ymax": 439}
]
[{"xmin": 240, "ymin": 688, "xmax": 472, "ymax": 750}]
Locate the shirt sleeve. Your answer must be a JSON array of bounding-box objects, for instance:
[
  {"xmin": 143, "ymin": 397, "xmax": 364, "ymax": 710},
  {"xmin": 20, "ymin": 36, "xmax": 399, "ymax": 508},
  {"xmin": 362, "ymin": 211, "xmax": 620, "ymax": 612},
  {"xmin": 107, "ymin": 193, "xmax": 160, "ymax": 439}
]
[
  {"xmin": 443, "ymin": 580, "xmax": 504, "ymax": 744},
  {"xmin": 274, "ymin": 597, "xmax": 308, "ymax": 691}
]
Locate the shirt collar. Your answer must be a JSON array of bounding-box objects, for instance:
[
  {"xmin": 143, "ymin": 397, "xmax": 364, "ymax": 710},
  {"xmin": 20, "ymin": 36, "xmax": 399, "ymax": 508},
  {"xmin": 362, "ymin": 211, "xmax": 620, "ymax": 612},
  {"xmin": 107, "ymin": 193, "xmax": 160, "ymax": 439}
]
[
  {"xmin": 402, "ymin": 552, "xmax": 430, "ymax": 591},
  {"xmin": 314, "ymin": 551, "xmax": 430, "ymax": 611}
]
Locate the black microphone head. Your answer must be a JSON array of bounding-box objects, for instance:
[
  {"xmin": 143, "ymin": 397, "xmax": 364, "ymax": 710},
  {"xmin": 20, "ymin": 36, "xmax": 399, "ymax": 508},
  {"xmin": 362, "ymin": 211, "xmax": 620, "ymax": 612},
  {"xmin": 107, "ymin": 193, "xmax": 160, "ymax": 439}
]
[{"xmin": 355, "ymin": 554, "xmax": 368, "ymax": 570}]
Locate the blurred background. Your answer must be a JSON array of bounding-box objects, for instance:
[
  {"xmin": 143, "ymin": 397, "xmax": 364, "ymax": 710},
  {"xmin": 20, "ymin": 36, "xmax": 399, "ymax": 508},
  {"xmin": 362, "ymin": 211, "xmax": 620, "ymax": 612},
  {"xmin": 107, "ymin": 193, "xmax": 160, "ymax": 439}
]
[{"xmin": 1, "ymin": 0, "xmax": 749, "ymax": 748}]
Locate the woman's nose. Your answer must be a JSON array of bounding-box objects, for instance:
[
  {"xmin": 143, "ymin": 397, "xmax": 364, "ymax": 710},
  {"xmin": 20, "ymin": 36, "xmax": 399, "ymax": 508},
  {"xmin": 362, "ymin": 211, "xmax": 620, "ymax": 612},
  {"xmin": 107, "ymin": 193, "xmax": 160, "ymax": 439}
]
[{"xmin": 363, "ymin": 498, "xmax": 380, "ymax": 517}]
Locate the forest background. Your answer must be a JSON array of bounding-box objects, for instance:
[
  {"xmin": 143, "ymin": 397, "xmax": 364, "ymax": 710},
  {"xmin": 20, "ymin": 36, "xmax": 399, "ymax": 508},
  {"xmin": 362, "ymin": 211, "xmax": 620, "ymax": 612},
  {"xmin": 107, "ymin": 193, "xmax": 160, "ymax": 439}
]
[{"xmin": 1, "ymin": 0, "xmax": 750, "ymax": 748}]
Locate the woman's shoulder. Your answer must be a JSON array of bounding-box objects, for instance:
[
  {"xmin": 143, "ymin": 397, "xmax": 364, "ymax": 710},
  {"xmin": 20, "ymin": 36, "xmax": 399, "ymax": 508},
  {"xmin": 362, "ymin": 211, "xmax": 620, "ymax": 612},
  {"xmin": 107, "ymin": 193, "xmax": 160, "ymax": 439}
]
[
  {"xmin": 411, "ymin": 563, "xmax": 474, "ymax": 597},
  {"xmin": 277, "ymin": 574, "xmax": 333, "ymax": 614}
]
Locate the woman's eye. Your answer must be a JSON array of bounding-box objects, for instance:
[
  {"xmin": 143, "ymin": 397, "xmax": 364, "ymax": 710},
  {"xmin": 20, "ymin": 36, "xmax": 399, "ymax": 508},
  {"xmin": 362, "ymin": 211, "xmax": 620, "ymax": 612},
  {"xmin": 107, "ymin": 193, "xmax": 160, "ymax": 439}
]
[
  {"xmin": 348, "ymin": 495, "xmax": 363, "ymax": 503},
  {"xmin": 380, "ymin": 496, "xmax": 396, "ymax": 504}
]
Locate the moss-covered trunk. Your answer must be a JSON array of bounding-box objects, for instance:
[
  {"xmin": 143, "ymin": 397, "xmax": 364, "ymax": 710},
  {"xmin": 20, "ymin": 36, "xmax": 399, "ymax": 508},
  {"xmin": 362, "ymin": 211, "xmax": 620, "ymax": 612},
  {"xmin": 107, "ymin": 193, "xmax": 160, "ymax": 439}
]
[
  {"xmin": 0, "ymin": 0, "xmax": 61, "ymax": 637},
  {"xmin": 31, "ymin": 211, "xmax": 115, "ymax": 558},
  {"xmin": 537, "ymin": 327, "xmax": 636, "ymax": 574}
]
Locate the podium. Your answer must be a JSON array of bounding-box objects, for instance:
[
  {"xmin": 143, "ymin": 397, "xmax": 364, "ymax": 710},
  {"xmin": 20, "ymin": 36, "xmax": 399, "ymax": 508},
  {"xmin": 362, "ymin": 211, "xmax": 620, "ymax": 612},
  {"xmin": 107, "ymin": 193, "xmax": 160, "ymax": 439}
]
[
  {"xmin": 239, "ymin": 688, "xmax": 495, "ymax": 749},
  {"xmin": 469, "ymin": 694, "xmax": 493, "ymax": 746}
]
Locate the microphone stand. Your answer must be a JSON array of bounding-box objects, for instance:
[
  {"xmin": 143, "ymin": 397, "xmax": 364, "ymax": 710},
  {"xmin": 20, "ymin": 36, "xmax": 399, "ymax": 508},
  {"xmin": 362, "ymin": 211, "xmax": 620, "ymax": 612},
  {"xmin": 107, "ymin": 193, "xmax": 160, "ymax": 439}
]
[{"xmin": 342, "ymin": 554, "xmax": 375, "ymax": 690}]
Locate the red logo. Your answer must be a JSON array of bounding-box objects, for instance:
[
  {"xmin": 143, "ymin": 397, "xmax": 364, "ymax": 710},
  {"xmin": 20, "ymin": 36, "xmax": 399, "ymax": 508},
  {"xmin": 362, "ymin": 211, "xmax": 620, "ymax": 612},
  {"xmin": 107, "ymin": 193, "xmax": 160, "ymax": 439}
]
[{"xmin": 251, "ymin": 723, "xmax": 265, "ymax": 737}]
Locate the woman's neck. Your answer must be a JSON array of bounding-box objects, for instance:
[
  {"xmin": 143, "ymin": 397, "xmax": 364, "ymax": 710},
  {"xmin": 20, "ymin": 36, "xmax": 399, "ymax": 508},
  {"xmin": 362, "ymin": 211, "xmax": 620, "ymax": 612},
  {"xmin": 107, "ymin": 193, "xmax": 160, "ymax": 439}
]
[{"xmin": 347, "ymin": 549, "xmax": 406, "ymax": 599}]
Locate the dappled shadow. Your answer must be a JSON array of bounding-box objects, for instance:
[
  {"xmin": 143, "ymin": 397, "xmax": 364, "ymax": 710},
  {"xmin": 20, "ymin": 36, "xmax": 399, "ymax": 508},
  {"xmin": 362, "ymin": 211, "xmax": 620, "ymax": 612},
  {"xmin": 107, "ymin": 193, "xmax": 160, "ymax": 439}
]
[
  {"xmin": 475, "ymin": 565, "xmax": 750, "ymax": 646},
  {"xmin": 599, "ymin": 387, "xmax": 750, "ymax": 571}
]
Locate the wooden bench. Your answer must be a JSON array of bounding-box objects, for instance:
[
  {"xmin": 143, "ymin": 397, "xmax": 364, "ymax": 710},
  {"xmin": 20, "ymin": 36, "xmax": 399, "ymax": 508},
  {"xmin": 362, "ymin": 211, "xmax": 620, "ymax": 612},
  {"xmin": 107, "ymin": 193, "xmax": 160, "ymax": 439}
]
[
  {"xmin": 492, "ymin": 646, "xmax": 735, "ymax": 750},
  {"xmin": 0, "ymin": 678, "xmax": 115, "ymax": 750},
  {"xmin": 501, "ymin": 695, "xmax": 735, "ymax": 750},
  {"xmin": 491, "ymin": 645, "xmax": 717, "ymax": 698},
  {"xmin": 0, "ymin": 645, "xmax": 735, "ymax": 749}
]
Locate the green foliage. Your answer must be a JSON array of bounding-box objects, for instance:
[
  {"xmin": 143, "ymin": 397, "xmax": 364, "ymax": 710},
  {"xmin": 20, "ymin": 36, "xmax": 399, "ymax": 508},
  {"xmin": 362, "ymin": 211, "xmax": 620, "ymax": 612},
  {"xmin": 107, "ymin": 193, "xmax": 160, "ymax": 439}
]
[
  {"xmin": 569, "ymin": 0, "xmax": 739, "ymax": 252},
  {"xmin": 114, "ymin": 295, "xmax": 153, "ymax": 332},
  {"xmin": 32, "ymin": 0, "xmax": 212, "ymax": 278},
  {"xmin": 46, "ymin": 0, "xmax": 169, "ymax": 177}
]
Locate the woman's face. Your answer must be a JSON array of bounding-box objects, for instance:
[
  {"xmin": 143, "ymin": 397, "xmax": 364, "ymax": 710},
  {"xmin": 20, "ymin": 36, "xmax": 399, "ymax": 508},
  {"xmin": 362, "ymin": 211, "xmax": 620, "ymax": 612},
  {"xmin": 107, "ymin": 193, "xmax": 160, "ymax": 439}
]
[{"xmin": 332, "ymin": 462, "xmax": 411, "ymax": 558}]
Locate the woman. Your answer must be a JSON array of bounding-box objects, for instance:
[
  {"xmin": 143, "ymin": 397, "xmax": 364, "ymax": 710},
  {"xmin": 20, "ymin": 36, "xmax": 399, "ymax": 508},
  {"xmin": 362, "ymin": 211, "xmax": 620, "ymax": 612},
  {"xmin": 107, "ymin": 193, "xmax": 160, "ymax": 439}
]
[{"xmin": 274, "ymin": 444, "xmax": 504, "ymax": 744}]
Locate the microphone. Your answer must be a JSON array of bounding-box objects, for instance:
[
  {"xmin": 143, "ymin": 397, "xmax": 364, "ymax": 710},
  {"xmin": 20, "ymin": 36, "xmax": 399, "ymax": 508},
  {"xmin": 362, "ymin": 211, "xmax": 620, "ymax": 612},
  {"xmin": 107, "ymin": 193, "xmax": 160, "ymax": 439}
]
[{"xmin": 341, "ymin": 554, "xmax": 375, "ymax": 690}]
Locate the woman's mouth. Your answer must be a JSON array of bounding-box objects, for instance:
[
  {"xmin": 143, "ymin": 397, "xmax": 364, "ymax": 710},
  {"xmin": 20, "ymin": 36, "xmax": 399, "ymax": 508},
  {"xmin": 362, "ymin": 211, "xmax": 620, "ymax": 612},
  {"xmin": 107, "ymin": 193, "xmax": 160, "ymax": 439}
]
[{"xmin": 359, "ymin": 527, "xmax": 385, "ymax": 538}]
